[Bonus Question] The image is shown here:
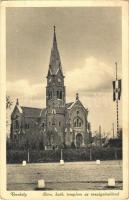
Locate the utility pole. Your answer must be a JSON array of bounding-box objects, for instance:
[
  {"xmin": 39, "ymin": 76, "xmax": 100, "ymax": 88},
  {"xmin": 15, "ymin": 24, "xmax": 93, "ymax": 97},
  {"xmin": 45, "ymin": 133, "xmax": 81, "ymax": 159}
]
[{"xmin": 99, "ymin": 125, "xmax": 102, "ymax": 147}]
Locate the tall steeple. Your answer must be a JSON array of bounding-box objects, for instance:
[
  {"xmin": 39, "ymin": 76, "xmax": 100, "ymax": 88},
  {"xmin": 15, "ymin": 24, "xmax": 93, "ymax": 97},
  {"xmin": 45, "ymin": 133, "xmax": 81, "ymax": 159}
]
[
  {"xmin": 46, "ymin": 26, "xmax": 66, "ymax": 108},
  {"xmin": 46, "ymin": 27, "xmax": 66, "ymax": 147},
  {"xmin": 48, "ymin": 26, "xmax": 63, "ymax": 76}
]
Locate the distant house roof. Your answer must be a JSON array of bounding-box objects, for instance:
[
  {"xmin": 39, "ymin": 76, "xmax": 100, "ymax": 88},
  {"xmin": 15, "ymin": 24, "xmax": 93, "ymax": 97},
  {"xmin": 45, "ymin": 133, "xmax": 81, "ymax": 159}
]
[
  {"xmin": 66, "ymin": 102, "xmax": 74, "ymax": 109},
  {"xmin": 21, "ymin": 107, "xmax": 42, "ymax": 118}
]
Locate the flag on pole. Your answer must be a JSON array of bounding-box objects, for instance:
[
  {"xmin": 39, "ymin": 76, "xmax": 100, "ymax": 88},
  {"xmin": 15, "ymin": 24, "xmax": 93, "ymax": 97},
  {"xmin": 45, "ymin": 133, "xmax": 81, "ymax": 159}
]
[{"xmin": 112, "ymin": 79, "xmax": 122, "ymax": 101}]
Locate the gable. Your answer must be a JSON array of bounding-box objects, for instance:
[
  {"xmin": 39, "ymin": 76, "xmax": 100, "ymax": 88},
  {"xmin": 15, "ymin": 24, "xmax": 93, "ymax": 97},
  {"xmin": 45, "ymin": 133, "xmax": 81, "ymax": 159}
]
[
  {"xmin": 56, "ymin": 67, "xmax": 63, "ymax": 77},
  {"xmin": 66, "ymin": 102, "xmax": 74, "ymax": 109},
  {"xmin": 67, "ymin": 100, "xmax": 88, "ymax": 114},
  {"xmin": 11, "ymin": 105, "xmax": 23, "ymax": 119}
]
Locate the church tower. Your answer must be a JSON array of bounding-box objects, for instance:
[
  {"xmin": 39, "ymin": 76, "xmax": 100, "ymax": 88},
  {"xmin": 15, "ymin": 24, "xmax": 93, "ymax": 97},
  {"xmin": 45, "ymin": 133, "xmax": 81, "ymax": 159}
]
[
  {"xmin": 46, "ymin": 26, "xmax": 66, "ymax": 147},
  {"xmin": 46, "ymin": 26, "xmax": 65, "ymax": 107}
]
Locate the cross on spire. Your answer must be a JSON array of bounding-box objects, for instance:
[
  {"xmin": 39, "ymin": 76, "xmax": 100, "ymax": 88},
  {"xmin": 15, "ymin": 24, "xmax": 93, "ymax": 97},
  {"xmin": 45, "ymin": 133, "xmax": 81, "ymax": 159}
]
[
  {"xmin": 76, "ymin": 93, "xmax": 79, "ymax": 100},
  {"xmin": 53, "ymin": 25, "xmax": 56, "ymax": 33},
  {"xmin": 16, "ymin": 98, "xmax": 19, "ymax": 105}
]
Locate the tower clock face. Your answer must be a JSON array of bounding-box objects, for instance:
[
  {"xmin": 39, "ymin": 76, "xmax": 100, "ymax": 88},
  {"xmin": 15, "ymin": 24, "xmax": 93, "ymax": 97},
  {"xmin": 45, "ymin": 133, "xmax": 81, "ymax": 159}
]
[{"xmin": 58, "ymin": 78, "xmax": 61, "ymax": 82}]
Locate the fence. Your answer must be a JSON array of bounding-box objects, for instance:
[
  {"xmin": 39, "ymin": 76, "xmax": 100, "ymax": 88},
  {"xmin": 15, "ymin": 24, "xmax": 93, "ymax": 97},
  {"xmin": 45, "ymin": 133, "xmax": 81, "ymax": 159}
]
[{"xmin": 7, "ymin": 147, "xmax": 122, "ymax": 164}]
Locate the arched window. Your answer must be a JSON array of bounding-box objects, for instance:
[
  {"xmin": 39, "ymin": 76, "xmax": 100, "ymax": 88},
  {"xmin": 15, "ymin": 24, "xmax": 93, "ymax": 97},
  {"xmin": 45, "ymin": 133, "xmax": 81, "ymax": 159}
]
[
  {"xmin": 77, "ymin": 118, "xmax": 79, "ymax": 126},
  {"xmin": 57, "ymin": 91, "xmax": 59, "ymax": 98},
  {"xmin": 25, "ymin": 123, "xmax": 29, "ymax": 129},
  {"xmin": 42, "ymin": 123, "xmax": 44, "ymax": 128},
  {"xmin": 15, "ymin": 120, "xmax": 19, "ymax": 129},
  {"xmin": 50, "ymin": 91, "xmax": 52, "ymax": 99},
  {"xmin": 48, "ymin": 91, "xmax": 51, "ymax": 99},
  {"xmin": 73, "ymin": 117, "xmax": 82, "ymax": 127},
  {"xmin": 60, "ymin": 91, "xmax": 62, "ymax": 99},
  {"xmin": 57, "ymin": 91, "xmax": 62, "ymax": 99},
  {"xmin": 77, "ymin": 111, "xmax": 79, "ymax": 115}
]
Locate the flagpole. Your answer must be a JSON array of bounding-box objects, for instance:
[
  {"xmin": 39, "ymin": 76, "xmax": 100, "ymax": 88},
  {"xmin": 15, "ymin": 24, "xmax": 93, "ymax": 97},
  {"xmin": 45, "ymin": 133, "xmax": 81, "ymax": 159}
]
[
  {"xmin": 112, "ymin": 123, "xmax": 114, "ymax": 139},
  {"xmin": 115, "ymin": 62, "xmax": 119, "ymax": 138},
  {"xmin": 116, "ymin": 99, "xmax": 119, "ymax": 138}
]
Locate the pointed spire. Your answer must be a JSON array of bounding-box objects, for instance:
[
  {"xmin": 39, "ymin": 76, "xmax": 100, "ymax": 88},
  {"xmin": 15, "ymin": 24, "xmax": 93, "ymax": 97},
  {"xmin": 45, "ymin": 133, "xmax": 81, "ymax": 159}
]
[
  {"xmin": 76, "ymin": 93, "xmax": 79, "ymax": 100},
  {"xmin": 53, "ymin": 25, "xmax": 57, "ymax": 48},
  {"xmin": 48, "ymin": 26, "xmax": 63, "ymax": 76}
]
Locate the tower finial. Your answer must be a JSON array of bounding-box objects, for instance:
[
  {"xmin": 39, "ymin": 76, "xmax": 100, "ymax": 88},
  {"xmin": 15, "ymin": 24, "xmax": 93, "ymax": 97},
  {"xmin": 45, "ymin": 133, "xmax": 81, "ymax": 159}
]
[
  {"xmin": 16, "ymin": 98, "xmax": 19, "ymax": 105},
  {"xmin": 76, "ymin": 93, "xmax": 79, "ymax": 100},
  {"xmin": 53, "ymin": 25, "xmax": 56, "ymax": 33}
]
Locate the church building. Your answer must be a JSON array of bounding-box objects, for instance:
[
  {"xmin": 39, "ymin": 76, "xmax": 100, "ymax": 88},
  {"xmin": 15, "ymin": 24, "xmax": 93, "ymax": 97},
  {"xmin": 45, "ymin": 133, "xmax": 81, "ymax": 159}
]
[{"xmin": 10, "ymin": 27, "xmax": 92, "ymax": 149}]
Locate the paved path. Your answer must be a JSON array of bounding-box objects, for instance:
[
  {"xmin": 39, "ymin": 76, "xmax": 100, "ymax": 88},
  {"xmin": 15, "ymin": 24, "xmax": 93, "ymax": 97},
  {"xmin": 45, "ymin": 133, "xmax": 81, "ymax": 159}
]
[{"xmin": 7, "ymin": 160, "xmax": 122, "ymax": 190}]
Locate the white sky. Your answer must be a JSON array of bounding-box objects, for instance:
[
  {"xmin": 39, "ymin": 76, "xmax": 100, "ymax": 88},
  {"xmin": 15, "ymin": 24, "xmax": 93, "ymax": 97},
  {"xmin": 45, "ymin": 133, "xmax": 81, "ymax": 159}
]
[{"xmin": 6, "ymin": 7, "xmax": 122, "ymax": 135}]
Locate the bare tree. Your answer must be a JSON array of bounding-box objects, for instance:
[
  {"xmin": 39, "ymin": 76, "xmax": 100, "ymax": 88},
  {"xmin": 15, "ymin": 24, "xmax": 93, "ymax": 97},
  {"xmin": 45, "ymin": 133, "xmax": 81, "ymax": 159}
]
[
  {"xmin": 6, "ymin": 96, "xmax": 13, "ymax": 109},
  {"xmin": 6, "ymin": 96, "xmax": 13, "ymax": 139}
]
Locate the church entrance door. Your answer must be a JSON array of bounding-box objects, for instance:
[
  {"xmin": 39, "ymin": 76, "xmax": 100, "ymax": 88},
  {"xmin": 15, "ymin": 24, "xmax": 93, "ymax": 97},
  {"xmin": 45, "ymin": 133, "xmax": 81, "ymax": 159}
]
[{"xmin": 76, "ymin": 133, "xmax": 83, "ymax": 148}]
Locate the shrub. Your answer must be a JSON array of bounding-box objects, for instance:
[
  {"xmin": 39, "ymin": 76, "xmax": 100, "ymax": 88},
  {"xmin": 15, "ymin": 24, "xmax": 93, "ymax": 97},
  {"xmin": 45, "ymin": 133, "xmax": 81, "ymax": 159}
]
[{"xmin": 7, "ymin": 147, "xmax": 122, "ymax": 164}]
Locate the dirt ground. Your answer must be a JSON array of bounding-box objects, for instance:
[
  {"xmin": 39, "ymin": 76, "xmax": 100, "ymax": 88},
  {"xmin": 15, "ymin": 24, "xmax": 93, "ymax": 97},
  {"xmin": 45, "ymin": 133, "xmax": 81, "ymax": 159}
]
[{"xmin": 7, "ymin": 160, "xmax": 122, "ymax": 190}]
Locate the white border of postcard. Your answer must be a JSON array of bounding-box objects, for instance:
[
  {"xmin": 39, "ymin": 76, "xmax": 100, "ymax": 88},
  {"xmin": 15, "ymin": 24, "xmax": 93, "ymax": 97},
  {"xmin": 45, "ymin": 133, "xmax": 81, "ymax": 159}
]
[{"xmin": 0, "ymin": 1, "xmax": 128, "ymax": 200}]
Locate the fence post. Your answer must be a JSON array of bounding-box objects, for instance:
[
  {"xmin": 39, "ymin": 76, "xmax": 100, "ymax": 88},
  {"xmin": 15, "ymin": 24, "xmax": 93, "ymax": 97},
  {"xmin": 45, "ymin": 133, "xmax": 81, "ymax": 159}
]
[
  {"xmin": 27, "ymin": 148, "xmax": 30, "ymax": 163},
  {"xmin": 90, "ymin": 148, "xmax": 92, "ymax": 161},
  {"xmin": 114, "ymin": 148, "xmax": 117, "ymax": 160}
]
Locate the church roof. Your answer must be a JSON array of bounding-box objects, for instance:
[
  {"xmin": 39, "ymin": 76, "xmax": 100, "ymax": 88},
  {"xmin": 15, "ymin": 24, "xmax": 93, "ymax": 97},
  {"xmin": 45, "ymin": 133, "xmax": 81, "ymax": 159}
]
[
  {"xmin": 66, "ymin": 97, "xmax": 88, "ymax": 112},
  {"xmin": 21, "ymin": 107, "xmax": 42, "ymax": 118},
  {"xmin": 17, "ymin": 105, "xmax": 23, "ymax": 113},
  {"xmin": 48, "ymin": 26, "xmax": 63, "ymax": 76},
  {"xmin": 66, "ymin": 102, "xmax": 74, "ymax": 109}
]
